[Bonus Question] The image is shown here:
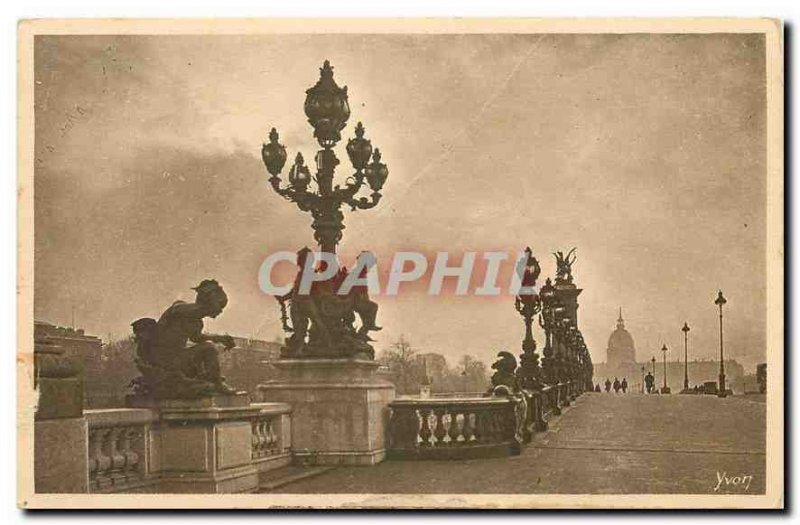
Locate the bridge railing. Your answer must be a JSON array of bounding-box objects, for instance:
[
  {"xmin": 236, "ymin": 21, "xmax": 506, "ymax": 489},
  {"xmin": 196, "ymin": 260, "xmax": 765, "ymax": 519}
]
[
  {"xmin": 387, "ymin": 396, "xmax": 522, "ymax": 460},
  {"xmin": 85, "ymin": 408, "xmax": 159, "ymax": 494},
  {"xmin": 82, "ymin": 402, "xmax": 292, "ymax": 494},
  {"xmin": 387, "ymin": 380, "xmax": 584, "ymax": 460}
]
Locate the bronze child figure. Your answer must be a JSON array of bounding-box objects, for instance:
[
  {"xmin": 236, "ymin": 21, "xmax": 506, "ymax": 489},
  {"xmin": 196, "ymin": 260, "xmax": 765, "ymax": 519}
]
[{"xmin": 130, "ymin": 279, "xmax": 238, "ymax": 399}]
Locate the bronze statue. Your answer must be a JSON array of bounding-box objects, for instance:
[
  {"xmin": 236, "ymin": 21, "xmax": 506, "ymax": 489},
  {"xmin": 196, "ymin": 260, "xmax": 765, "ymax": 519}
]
[
  {"xmin": 275, "ymin": 249, "xmax": 380, "ymax": 359},
  {"xmin": 130, "ymin": 280, "xmax": 238, "ymax": 399},
  {"xmin": 490, "ymin": 351, "xmax": 519, "ymax": 391},
  {"xmin": 553, "ymin": 248, "xmax": 577, "ymax": 284}
]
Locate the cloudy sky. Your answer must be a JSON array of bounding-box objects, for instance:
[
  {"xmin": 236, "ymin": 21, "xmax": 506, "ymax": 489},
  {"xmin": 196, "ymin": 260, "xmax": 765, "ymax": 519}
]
[{"xmin": 33, "ymin": 33, "xmax": 767, "ymax": 370}]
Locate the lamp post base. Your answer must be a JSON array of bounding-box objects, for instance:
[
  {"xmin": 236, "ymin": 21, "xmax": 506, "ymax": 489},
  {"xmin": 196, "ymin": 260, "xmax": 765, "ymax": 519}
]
[{"xmin": 258, "ymin": 358, "xmax": 395, "ymax": 465}]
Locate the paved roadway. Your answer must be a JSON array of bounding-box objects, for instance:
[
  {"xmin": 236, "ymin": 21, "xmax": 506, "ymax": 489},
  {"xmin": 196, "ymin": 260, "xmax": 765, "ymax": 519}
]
[{"xmin": 271, "ymin": 392, "xmax": 766, "ymax": 494}]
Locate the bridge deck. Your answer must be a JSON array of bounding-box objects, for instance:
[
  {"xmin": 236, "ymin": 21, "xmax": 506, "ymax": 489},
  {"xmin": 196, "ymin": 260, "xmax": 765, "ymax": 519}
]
[{"xmin": 266, "ymin": 392, "xmax": 766, "ymax": 494}]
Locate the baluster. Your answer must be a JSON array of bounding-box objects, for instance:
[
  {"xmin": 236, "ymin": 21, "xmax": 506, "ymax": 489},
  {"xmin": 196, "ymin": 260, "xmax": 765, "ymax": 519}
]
[
  {"xmin": 461, "ymin": 411, "xmax": 474, "ymax": 444},
  {"xmin": 120, "ymin": 427, "xmax": 140, "ymax": 483},
  {"xmin": 268, "ymin": 419, "xmax": 279, "ymax": 454},
  {"xmin": 433, "ymin": 409, "xmax": 446, "ymax": 447},
  {"xmin": 94, "ymin": 428, "xmax": 113, "ymax": 491},
  {"xmin": 259, "ymin": 421, "xmax": 268, "ymax": 458},
  {"xmin": 107, "ymin": 427, "xmax": 127, "ymax": 486},
  {"xmin": 447, "ymin": 409, "xmax": 462, "ymax": 445},
  {"xmin": 251, "ymin": 421, "xmax": 259, "ymax": 459},
  {"xmin": 419, "ymin": 408, "xmax": 433, "ymax": 447}
]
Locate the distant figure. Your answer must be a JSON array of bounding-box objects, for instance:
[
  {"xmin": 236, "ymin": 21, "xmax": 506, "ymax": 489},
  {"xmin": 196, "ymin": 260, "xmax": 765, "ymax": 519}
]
[
  {"xmin": 604, "ymin": 378, "xmax": 612, "ymax": 392},
  {"xmin": 613, "ymin": 377, "xmax": 621, "ymax": 393},
  {"xmin": 621, "ymin": 378, "xmax": 628, "ymax": 393},
  {"xmin": 644, "ymin": 372, "xmax": 655, "ymax": 394},
  {"xmin": 595, "ymin": 384, "xmax": 601, "ymax": 393}
]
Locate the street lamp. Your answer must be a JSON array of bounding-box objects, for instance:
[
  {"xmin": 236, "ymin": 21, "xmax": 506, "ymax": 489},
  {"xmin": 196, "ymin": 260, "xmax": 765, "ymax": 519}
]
[
  {"xmin": 640, "ymin": 365, "xmax": 645, "ymax": 394},
  {"xmin": 262, "ymin": 60, "xmax": 388, "ymax": 255},
  {"xmin": 538, "ymin": 278, "xmax": 556, "ymax": 385},
  {"xmin": 681, "ymin": 322, "xmax": 691, "ymax": 392},
  {"xmin": 650, "ymin": 356, "xmax": 656, "ymax": 392},
  {"xmin": 660, "ymin": 344, "xmax": 670, "ymax": 393},
  {"xmin": 715, "ymin": 290, "xmax": 728, "ymax": 397},
  {"xmin": 261, "ymin": 61, "xmax": 389, "ymax": 359},
  {"xmin": 515, "ymin": 247, "xmax": 542, "ymax": 390}
]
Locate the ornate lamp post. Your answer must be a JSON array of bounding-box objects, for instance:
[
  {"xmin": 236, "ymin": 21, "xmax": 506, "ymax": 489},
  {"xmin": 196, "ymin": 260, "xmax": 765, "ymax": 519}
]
[
  {"xmin": 640, "ymin": 365, "xmax": 645, "ymax": 394},
  {"xmin": 515, "ymin": 247, "xmax": 542, "ymax": 390},
  {"xmin": 715, "ymin": 290, "xmax": 728, "ymax": 397},
  {"xmin": 660, "ymin": 344, "xmax": 669, "ymax": 393},
  {"xmin": 261, "ymin": 61, "xmax": 389, "ymax": 359},
  {"xmin": 681, "ymin": 322, "xmax": 691, "ymax": 392},
  {"xmin": 262, "ymin": 60, "xmax": 388, "ymax": 255},
  {"xmin": 651, "ymin": 355, "xmax": 656, "ymax": 389},
  {"xmin": 538, "ymin": 278, "xmax": 557, "ymax": 385}
]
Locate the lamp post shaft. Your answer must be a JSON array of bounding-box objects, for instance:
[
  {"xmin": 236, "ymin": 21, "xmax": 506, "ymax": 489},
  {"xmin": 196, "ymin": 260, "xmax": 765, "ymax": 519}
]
[
  {"xmin": 684, "ymin": 330, "xmax": 689, "ymax": 390},
  {"xmin": 682, "ymin": 322, "xmax": 690, "ymax": 392},
  {"xmin": 718, "ymin": 303, "xmax": 726, "ymax": 394}
]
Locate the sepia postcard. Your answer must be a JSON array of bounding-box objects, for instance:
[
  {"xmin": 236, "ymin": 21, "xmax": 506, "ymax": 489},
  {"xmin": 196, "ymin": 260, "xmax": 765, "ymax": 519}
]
[{"xmin": 17, "ymin": 18, "xmax": 784, "ymax": 509}]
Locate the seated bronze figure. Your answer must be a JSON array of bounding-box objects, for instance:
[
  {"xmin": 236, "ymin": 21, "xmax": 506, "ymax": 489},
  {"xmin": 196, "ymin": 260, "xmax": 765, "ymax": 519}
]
[{"xmin": 130, "ymin": 279, "xmax": 238, "ymax": 399}]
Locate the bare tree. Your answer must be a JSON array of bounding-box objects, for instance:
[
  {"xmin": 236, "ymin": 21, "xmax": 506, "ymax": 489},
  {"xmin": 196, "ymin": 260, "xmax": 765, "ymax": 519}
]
[{"xmin": 379, "ymin": 335, "xmax": 417, "ymax": 394}]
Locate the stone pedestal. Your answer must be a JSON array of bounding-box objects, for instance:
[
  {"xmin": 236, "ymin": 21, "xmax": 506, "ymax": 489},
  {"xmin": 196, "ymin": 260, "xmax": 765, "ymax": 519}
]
[
  {"xmin": 34, "ymin": 342, "xmax": 83, "ymax": 420},
  {"xmin": 258, "ymin": 359, "xmax": 395, "ymax": 466},
  {"xmin": 144, "ymin": 395, "xmax": 261, "ymax": 493},
  {"xmin": 35, "ymin": 417, "xmax": 88, "ymax": 493},
  {"xmin": 34, "ymin": 341, "xmax": 88, "ymax": 493}
]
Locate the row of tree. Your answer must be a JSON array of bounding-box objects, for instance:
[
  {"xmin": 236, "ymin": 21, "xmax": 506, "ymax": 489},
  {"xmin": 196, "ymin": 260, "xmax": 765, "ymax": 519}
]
[
  {"xmin": 82, "ymin": 333, "xmax": 488, "ymax": 405},
  {"xmin": 377, "ymin": 335, "xmax": 489, "ymax": 395}
]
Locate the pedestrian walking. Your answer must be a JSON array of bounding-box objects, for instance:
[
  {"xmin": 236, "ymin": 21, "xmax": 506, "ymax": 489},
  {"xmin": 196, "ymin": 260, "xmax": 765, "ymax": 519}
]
[
  {"xmin": 621, "ymin": 378, "xmax": 628, "ymax": 393},
  {"xmin": 604, "ymin": 378, "xmax": 611, "ymax": 392},
  {"xmin": 613, "ymin": 377, "xmax": 621, "ymax": 393},
  {"xmin": 644, "ymin": 371, "xmax": 654, "ymax": 394}
]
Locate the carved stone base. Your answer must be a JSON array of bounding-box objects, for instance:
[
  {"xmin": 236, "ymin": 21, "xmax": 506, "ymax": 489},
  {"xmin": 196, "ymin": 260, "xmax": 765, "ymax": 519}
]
[
  {"xmin": 148, "ymin": 397, "xmax": 262, "ymax": 493},
  {"xmin": 126, "ymin": 392, "xmax": 250, "ymax": 411},
  {"xmin": 257, "ymin": 359, "xmax": 395, "ymax": 466}
]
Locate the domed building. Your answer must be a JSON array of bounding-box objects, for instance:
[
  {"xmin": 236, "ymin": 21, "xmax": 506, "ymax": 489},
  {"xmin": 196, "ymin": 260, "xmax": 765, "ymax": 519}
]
[
  {"xmin": 592, "ymin": 308, "xmax": 747, "ymax": 394},
  {"xmin": 607, "ymin": 308, "xmax": 636, "ymax": 366}
]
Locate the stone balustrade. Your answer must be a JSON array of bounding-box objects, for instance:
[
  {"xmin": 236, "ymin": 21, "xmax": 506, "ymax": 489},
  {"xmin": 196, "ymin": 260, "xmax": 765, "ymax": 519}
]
[
  {"xmin": 85, "ymin": 409, "xmax": 157, "ymax": 493},
  {"xmin": 388, "ymin": 381, "xmax": 585, "ymax": 460},
  {"xmin": 249, "ymin": 403, "xmax": 292, "ymax": 471},
  {"xmin": 387, "ymin": 396, "xmax": 522, "ymax": 460},
  {"xmin": 76, "ymin": 401, "xmax": 292, "ymax": 494}
]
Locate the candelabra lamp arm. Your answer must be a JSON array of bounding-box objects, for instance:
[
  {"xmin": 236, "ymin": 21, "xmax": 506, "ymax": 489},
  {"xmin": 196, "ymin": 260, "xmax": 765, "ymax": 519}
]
[
  {"xmin": 267, "ymin": 175, "xmax": 294, "ymax": 199},
  {"xmin": 268, "ymin": 176, "xmax": 320, "ymax": 210},
  {"xmin": 345, "ymin": 191, "xmax": 382, "ymax": 211},
  {"xmin": 332, "ymin": 171, "xmax": 366, "ymax": 201}
]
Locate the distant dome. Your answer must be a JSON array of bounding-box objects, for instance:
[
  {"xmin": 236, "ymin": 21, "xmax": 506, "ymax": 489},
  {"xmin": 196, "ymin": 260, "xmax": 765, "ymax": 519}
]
[{"xmin": 607, "ymin": 308, "xmax": 636, "ymax": 365}]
